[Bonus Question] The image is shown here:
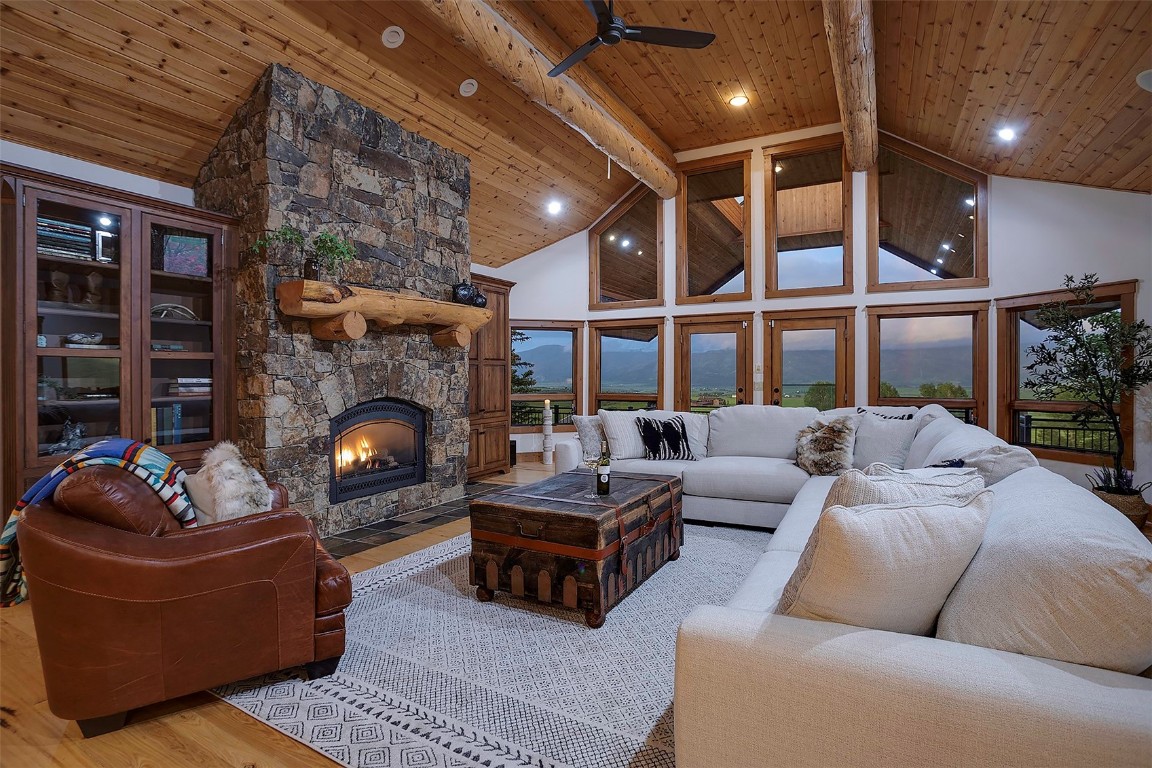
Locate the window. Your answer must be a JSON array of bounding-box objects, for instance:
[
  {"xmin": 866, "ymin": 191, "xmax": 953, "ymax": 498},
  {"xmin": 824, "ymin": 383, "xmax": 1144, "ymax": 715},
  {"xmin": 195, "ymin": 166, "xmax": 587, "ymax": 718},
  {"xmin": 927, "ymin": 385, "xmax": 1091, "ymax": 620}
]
[
  {"xmin": 510, "ymin": 322, "xmax": 582, "ymax": 432},
  {"xmin": 765, "ymin": 137, "xmax": 852, "ymax": 297},
  {"xmin": 764, "ymin": 308, "xmax": 856, "ymax": 411},
  {"xmin": 867, "ymin": 302, "xmax": 989, "ymax": 426},
  {"xmin": 589, "ymin": 184, "xmax": 662, "ymax": 310},
  {"xmin": 673, "ymin": 314, "xmax": 753, "ymax": 412},
  {"xmin": 996, "ymin": 281, "xmax": 1137, "ymax": 465},
  {"xmin": 677, "ymin": 153, "xmax": 751, "ymax": 304},
  {"xmin": 589, "ymin": 319, "xmax": 664, "ymax": 411},
  {"xmin": 868, "ymin": 134, "xmax": 988, "ymax": 292}
]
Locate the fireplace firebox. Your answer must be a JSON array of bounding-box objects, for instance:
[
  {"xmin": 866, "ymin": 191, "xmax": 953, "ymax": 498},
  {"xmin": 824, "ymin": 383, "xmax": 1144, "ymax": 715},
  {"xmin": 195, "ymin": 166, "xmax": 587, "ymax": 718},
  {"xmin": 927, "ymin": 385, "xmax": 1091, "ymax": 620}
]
[{"xmin": 330, "ymin": 398, "xmax": 426, "ymax": 503}]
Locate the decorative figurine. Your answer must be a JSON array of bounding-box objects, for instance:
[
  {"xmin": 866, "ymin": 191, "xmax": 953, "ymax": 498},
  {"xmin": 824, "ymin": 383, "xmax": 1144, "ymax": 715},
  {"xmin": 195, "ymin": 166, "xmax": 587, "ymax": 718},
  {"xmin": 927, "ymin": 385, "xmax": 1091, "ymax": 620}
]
[
  {"xmin": 47, "ymin": 419, "xmax": 87, "ymax": 455},
  {"xmin": 80, "ymin": 271, "xmax": 103, "ymax": 306},
  {"xmin": 472, "ymin": 291, "xmax": 487, "ymax": 308},
  {"xmin": 452, "ymin": 281, "xmax": 477, "ymax": 304},
  {"xmin": 47, "ymin": 269, "xmax": 69, "ymax": 302}
]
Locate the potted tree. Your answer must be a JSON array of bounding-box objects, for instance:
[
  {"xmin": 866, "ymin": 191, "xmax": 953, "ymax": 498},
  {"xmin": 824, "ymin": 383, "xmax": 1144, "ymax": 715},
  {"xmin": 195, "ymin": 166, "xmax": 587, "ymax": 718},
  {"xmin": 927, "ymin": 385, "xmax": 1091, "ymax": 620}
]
[{"xmin": 1023, "ymin": 274, "xmax": 1152, "ymax": 527}]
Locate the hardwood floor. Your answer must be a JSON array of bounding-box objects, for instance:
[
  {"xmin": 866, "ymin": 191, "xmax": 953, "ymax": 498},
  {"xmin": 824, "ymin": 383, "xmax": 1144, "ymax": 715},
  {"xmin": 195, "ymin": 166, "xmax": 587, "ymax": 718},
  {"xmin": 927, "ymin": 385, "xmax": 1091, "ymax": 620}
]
[{"xmin": 0, "ymin": 463, "xmax": 554, "ymax": 768}]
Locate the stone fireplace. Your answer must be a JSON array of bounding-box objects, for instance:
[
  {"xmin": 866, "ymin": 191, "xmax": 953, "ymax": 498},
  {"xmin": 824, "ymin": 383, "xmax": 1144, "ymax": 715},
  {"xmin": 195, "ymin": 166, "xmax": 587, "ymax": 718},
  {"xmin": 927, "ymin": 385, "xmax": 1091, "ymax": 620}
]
[
  {"xmin": 330, "ymin": 398, "xmax": 426, "ymax": 504},
  {"xmin": 193, "ymin": 65, "xmax": 471, "ymax": 537}
]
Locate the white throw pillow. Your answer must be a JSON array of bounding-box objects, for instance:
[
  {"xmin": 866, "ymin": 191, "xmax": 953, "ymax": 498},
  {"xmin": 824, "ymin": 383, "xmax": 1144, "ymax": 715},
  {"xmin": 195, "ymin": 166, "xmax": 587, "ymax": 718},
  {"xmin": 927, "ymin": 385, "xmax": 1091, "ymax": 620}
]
[
  {"xmin": 571, "ymin": 415, "xmax": 606, "ymax": 462},
  {"xmin": 852, "ymin": 411, "xmax": 918, "ymax": 469},
  {"xmin": 708, "ymin": 405, "xmax": 819, "ymax": 459},
  {"xmin": 937, "ymin": 467, "xmax": 1152, "ymax": 674},
  {"xmin": 776, "ymin": 490, "xmax": 993, "ymax": 635},
  {"xmin": 645, "ymin": 410, "xmax": 709, "ymax": 459},
  {"xmin": 597, "ymin": 409, "xmax": 649, "ymax": 459},
  {"xmin": 187, "ymin": 441, "xmax": 273, "ymax": 526},
  {"xmin": 824, "ymin": 467, "xmax": 985, "ymax": 510},
  {"xmin": 921, "ymin": 423, "xmax": 1038, "ymax": 485}
]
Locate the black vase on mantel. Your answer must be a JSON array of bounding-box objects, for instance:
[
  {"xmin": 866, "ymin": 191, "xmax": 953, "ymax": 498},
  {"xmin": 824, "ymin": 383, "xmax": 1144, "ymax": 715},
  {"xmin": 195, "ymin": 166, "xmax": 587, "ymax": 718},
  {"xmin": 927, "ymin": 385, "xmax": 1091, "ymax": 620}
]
[
  {"xmin": 472, "ymin": 292, "xmax": 487, "ymax": 309},
  {"xmin": 452, "ymin": 281, "xmax": 477, "ymax": 305}
]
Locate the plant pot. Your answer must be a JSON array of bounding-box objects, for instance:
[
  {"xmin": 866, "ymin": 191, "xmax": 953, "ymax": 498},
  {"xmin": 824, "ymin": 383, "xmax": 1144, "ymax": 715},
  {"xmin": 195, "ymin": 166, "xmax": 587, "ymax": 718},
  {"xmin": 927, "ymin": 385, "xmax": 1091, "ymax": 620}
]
[
  {"xmin": 303, "ymin": 259, "xmax": 321, "ymax": 281},
  {"xmin": 1091, "ymin": 489, "xmax": 1150, "ymax": 530}
]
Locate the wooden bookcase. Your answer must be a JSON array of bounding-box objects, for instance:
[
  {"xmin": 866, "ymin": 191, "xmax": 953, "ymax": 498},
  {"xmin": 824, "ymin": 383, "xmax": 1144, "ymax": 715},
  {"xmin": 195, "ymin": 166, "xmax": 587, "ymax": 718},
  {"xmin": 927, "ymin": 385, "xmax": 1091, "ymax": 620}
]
[
  {"xmin": 467, "ymin": 275, "xmax": 514, "ymax": 480},
  {"xmin": 1, "ymin": 165, "xmax": 237, "ymax": 513}
]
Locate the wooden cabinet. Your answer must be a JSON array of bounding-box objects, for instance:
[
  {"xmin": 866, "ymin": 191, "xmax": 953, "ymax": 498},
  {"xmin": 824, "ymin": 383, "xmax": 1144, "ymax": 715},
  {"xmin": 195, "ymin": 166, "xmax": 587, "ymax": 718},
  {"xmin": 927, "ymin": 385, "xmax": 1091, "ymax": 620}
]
[
  {"xmin": 467, "ymin": 275, "xmax": 514, "ymax": 480},
  {"xmin": 1, "ymin": 166, "xmax": 237, "ymax": 511}
]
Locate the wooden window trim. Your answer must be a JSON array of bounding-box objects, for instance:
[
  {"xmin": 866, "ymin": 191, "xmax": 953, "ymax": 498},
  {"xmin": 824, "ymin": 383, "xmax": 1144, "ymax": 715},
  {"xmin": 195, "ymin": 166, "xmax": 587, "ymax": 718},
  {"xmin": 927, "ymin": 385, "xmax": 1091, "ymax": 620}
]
[
  {"xmin": 995, "ymin": 281, "xmax": 1137, "ymax": 467},
  {"xmin": 867, "ymin": 301, "xmax": 990, "ymax": 427},
  {"xmin": 763, "ymin": 307, "xmax": 857, "ymax": 409},
  {"xmin": 588, "ymin": 317, "xmax": 665, "ymax": 412},
  {"xmin": 588, "ymin": 183, "xmax": 664, "ymax": 311},
  {"xmin": 510, "ymin": 320, "xmax": 583, "ymax": 434},
  {"xmin": 673, "ymin": 313, "xmax": 754, "ymax": 411},
  {"xmin": 676, "ymin": 151, "xmax": 753, "ymax": 305},
  {"xmin": 866, "ymin": 133, "xmax": 989, "ymax": 294},
  {"xmin": 764, "ymin": 135, "xmax": 853, "ymax": 299}
]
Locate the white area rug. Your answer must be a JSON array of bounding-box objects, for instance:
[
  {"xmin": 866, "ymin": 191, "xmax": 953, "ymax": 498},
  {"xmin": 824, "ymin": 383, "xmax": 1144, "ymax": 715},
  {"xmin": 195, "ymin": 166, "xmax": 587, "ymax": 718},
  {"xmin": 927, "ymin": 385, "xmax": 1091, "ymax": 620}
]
[{"xmin": 217, "ymin": 524, "xmax": 772, "ymax": 768}]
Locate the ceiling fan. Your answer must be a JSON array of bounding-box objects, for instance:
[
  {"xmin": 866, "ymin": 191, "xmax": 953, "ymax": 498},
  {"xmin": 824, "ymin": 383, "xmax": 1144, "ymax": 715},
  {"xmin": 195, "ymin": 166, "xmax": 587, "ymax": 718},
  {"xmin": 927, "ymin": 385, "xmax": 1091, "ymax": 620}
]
[{"xmin": 547, "ymin": 0, "xmax": 716, "ymax": 77}]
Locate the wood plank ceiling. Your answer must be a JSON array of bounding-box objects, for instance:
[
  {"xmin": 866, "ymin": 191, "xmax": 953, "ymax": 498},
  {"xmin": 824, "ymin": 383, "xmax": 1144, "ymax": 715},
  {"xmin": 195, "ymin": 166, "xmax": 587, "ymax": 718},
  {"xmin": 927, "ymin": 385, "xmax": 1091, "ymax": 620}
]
[{"xmin": 0, "ymin": 1, "xmax": 1148, "ymax": 270}]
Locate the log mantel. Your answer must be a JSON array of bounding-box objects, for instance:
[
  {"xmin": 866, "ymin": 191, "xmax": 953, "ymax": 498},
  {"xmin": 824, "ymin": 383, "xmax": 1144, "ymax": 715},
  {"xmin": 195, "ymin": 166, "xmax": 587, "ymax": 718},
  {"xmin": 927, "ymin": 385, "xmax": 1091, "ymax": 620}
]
[{"xmin": 276, "ymin": 280, "xmax": 493, "ymax": 347}]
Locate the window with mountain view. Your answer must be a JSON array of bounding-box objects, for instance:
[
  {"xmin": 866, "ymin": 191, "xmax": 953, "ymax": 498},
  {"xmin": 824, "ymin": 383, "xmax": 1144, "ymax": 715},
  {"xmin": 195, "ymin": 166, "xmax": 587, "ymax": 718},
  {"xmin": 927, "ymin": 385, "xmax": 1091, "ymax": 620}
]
[
  {"xmin": 510, "ymin": 324, "xmax": 581, "ymax": 430},
  {"xmin": 869, "ymin": 135, "xmax": 988, "ymax": 292},
  {"xmin": 678, "ymin": 153, "xmax": 751, "ymax": 303},
  {"xmin": 868, "ymin": 302, "xmax": 989, "ymax": 426},
  {"xmin": 590, "ymin": 321, "xmax": 663, "ymax": 411},
  {"xmin": 589, "ymin": 185, "xmax": 661, "ymax": 309},
  {"xmin": 996, "ymin": 282, "xmax": 1136, "ymax": 464}
]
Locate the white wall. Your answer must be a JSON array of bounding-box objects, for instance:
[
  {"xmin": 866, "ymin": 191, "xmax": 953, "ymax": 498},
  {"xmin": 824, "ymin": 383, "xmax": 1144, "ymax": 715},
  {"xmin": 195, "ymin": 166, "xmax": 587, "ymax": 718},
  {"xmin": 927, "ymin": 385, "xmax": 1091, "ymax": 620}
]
[
  {"xmin": 488, "ymin": 127, "xmax": 1152, "ymax": 494},
  {"xmin": 1, "ymin": 140, "xmax": 195, "ymax": 206}
]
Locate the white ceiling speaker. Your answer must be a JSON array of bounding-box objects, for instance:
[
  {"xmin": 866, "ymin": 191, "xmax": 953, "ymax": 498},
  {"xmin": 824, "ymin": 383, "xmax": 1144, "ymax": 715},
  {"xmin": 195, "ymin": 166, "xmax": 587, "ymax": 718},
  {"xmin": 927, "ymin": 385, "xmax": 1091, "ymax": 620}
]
[
  {"xmin": 381, "ymin": 26, "xmax": 405, "ymax": 49},
  {"xmin": 459, "ymin": 79, "xmax": 479, "ymax": 98},
  {"xmin": 1137, "ymin": 69, "xmax": 1152, "ymax": 93}
]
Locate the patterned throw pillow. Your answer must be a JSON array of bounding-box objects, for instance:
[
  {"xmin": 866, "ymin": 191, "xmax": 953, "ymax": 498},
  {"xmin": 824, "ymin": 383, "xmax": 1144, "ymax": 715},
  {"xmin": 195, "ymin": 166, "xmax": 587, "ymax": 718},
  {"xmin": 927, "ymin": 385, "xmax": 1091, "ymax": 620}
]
[
  {"xmin": 634, "ymin": 415, "xmax": 696, "ymax": 461},
  {"xmin": 795, "ymin": 415, "xmax": 857, "ymax": 476}
]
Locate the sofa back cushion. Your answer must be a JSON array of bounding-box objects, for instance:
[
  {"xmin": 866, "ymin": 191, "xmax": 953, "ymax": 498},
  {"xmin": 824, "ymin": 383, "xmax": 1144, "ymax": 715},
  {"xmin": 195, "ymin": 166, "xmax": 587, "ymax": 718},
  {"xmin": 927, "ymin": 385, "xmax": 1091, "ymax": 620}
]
[
  {"xmin": 904, "ymin": 411, "xmax": 965, "ymax": 469},
  {"xmin": 921, "ymin": 423, "xmax": 1038, "ymax": 485},
  {"xmin": 708, "ymin": 405, "xmax": 818, "ymax": 459},
  {"xmin": 776, "ymin": 490, "xmax": 993, "ymax": 635},
  {"xmin": 824, "ymin": 468, "xmax": 985, "ymax": 510},
  {"xmin": 645, "ymin": 410, "xmax": 709, "ymax": 460},
  {"xmin": 937, "ymin": 467, "xmax": 1152, "ymax": 675}
]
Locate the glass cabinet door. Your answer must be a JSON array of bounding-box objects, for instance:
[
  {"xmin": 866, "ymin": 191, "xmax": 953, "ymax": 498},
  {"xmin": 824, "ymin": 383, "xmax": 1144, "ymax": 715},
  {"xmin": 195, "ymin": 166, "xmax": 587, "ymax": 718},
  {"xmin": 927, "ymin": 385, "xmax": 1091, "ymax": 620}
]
[
  {"xmin": 143, "ymin": 214, "xmax": 223, "ymax": 451},
  {"xmin": 25, "ymin": 190, "xmax": 133, "ymax": 463}
]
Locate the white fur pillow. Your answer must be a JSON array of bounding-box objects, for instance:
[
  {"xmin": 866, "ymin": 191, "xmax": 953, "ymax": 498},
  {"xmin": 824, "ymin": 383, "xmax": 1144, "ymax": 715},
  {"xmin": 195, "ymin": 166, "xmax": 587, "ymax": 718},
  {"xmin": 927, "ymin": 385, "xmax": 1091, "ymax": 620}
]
[{"xmin": 185, "ymin": 441, "xmax": 273, "ymax": 525}]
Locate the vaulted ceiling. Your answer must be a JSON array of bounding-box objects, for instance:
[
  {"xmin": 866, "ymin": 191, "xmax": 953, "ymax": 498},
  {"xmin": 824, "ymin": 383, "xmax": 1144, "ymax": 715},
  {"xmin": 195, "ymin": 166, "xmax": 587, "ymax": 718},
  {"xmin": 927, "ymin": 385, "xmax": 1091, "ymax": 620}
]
[{"xmin": 1, "ymin": 1, "xmax": 1148, "ymax": 268}]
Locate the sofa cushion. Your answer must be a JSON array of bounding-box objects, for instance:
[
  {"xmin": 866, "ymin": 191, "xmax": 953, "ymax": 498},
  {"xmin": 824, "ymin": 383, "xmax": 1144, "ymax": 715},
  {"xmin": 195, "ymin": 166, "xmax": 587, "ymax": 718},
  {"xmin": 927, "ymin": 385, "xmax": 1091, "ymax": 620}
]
[
  {"xmin": 776, "ymin": 491, "xmax": 993, "ymax": 635},
  {"xmin": 571, "ymin": 415, "xmax": 606, "ymax": 462},
  {"xmin": 612, "ymin": 458, "xmax": 698, "ymax": 478},
  {"xmin": 726, "ymin": 550, "xmax": 802, "ymax": 612},
  {"xmin": 597, "ymin": 409, "xmax": 649, "ymax": 459},
  {"xmin": 708, "ymin": 405, "xmax": 818, "ymax": 459},
  {"xmin": 768, "ymin": 476, "xmax": 837, "ymax": 554},
  {"xmin": 852, "ymin": 412, "xmax": 918, "ymax": 469},
  {"xmin": 646, "ymin": 410, "xmax": 709, "ymax": 459},
  {"xmin": 636, "ymin": 415, "xmax": 696, "ymax": 461},
  {"xmin": 937, "ymin": 467, "xmax": 1152, "ymax": 675},
  {"xmin": 796, "ymin": 415, "xmax": 857, "ymax": 476},
  {"xmin": 904, "ymin": 412, "xmax": 965, "ymax": 469},
  {"xmin": 681, "ymin": 456, "xmax": 810, "ymax": 504},
  {"xmin": 922, "ymin": 423, "xmax": 1038, "ymax": 485},
  {"xmin": 824, "ymin": 468, "xmax": 985, "ymax": 510}
]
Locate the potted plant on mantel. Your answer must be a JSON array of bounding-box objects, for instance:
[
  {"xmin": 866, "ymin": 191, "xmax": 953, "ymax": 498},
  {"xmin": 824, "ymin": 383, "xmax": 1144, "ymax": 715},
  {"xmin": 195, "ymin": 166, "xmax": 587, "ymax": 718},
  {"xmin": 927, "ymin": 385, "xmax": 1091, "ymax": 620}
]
[
  {"xmin": 251, "ymin": 225, "xmax": 356, "ymax": 281},
  {"xmin": 1023, "ymin": 274, "xmax": 1152, "ymax": 528}
]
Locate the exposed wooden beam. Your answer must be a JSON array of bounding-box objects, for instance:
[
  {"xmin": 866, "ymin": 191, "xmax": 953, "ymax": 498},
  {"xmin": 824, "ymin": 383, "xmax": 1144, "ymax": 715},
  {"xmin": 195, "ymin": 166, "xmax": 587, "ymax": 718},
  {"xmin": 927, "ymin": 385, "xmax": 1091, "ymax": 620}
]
[
  {"xmin": 822, "ymin": 0, "xmax": 878, "ymax": 171},
  {"xmin": 418, "ymin": 0, "xmax": 679, "ymax": 199}
]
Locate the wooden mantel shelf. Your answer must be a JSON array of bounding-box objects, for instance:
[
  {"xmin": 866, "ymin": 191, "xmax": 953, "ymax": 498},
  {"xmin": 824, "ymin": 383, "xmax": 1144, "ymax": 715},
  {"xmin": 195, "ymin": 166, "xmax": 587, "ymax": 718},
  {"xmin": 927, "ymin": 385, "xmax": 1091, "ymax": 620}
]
[{"xmin": 276, "ymin": 280, "xmax": 493, "ymax": 346}]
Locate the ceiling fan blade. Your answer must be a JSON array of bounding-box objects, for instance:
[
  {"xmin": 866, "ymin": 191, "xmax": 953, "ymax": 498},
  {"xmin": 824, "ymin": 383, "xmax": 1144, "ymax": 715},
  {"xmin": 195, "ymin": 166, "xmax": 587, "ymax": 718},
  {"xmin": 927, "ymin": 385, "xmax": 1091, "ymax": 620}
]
[
  {"xmin": 547, "ymin": 35, "xmax": 604, "ymax": 77},
  {"xmin": 623, "ymin": 26, "xmax": 716, "ymax": 49},
  {"xmin": 584, "ymin": 0, "xmax": 611, "ymax": 23}
]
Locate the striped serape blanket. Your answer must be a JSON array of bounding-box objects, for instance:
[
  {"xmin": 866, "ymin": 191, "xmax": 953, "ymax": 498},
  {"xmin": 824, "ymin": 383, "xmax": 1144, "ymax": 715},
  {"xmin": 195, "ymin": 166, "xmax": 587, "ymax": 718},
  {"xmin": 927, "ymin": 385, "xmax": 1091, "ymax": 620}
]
[{"xmin": 0, "ymin": 439, "xmax": 196, "ymax": 607}]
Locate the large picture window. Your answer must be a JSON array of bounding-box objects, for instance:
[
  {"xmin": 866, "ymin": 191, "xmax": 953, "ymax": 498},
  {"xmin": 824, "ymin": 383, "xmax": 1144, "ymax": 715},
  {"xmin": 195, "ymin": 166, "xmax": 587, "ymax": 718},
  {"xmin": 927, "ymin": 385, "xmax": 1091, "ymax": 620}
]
[
  {"xmin": 589, "ymin": 184, "xmax": 662, "ymax": 310},
  {"xmin": 510, "ymin": 322, "xmax": 582, "ymax": 432},
  {"xmin": 765, "ymin": 136, "xmax": 852, "ymax": 297},
  {"xmin": 677, "ymin": 152, "xmax": 752, "ymax": 304},
  {"xmin": 589, "ymin": 319, "xmax": 664, "ymax": 411},
  {"xmin": 868, "ymin": 134, "xmax": 988, "ymax": 292},
  {"xmin": 996, "ymin": 281, "xmax": 1137, "ymax": 466},
  {"xmin": 867, "ymin": 302, "xmax": 989, "ymax": 426}
]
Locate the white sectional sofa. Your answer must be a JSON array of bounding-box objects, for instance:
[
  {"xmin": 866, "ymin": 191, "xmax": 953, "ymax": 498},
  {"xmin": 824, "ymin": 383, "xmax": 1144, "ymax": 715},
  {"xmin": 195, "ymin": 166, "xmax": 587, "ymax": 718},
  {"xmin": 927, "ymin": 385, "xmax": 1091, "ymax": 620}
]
[{"xmin": 557, "ymin": 404, "xmax": 1152, "ymax": 766}]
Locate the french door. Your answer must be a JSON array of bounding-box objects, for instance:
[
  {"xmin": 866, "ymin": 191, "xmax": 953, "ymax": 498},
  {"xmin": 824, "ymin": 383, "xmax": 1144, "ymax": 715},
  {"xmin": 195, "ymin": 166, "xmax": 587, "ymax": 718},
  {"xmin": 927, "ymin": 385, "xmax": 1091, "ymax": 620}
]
[
  {"xmin": 674, "ymin": 314, "xmax": 753, "ymax": 412},
  {"xmin": 764, "ymin": 310, "xmax": 855, "ymax": 410}
]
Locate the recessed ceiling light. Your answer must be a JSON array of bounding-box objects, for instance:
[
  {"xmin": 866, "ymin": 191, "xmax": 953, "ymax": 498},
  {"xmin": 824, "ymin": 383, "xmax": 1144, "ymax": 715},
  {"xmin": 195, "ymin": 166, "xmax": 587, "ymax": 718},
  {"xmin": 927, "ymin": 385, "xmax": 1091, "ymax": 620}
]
[
  {"xmin": 459, "ymin": 79, "xmax": 478, "ymax": 98},
  {"xmin": 728, "ymin": 95, "xmax": 749, "ymax": 107},
  {"xmin": 957, "ymin": 233, "xmax": 966, "ymax": 238},
  {"xmin": 621, "ymin": 239, "xmax": 631, "ymax": 248},
  {"xmin": 98, "ymin": 216, "xmax": 112, "ymax": 226},
  {"xmin": 774, "ymin": 164, "xmax": 783, "ymax": 173},
  {"xmin": 637, "ymin": 250, "xmax": 643, "ymax": 255},
  {"xmin": 936, "ymin": 258, "xmax": 944, "ymax": 264},
  {"xmin": 381, "ymin": 26, "xmax": 405, "ymax": 48},
  {"xmin": 965, "ymin": 198, "xmax": 975, "ymax": 207},
  {"xmin": 546, "ymin": 200, "xmax": 562, "ymax": 215},
  {"xmin": 969, "ymin": 215, "xmax": 974, "ymax": 220},
  {"xmin": 608, "ymin": 234, "xmax": 616, "ymax": 242},
  {"xmin": 941, "ymin": 243, "xmax": 951, "ymax": 250},
  {"xmin": 931, "ymin": 269, "xmax": 938, "ymax": 275},
  {"xmin": 997, "ymin": 127, "xmax": 1017, "ymax": 141},
  {"xmin": 1137, "ymin": 69, "xmax": 1152, "ymax": 93}
]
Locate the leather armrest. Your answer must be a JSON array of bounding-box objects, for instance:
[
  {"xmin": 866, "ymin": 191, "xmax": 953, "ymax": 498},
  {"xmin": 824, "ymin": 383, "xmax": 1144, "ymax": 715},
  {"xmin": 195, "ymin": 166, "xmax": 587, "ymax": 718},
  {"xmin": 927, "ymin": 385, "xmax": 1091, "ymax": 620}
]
[{"xmin": 268, "ymin": 482, "xmax": 289, "ymax": 510}]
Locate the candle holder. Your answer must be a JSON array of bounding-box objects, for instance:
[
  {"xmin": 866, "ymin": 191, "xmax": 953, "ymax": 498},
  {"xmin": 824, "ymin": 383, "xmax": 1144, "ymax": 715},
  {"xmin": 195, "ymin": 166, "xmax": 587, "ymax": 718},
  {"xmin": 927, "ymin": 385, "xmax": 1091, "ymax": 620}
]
[{"xmin": 542, "ymin": 400, "xmax": 554, "ymax": 465}]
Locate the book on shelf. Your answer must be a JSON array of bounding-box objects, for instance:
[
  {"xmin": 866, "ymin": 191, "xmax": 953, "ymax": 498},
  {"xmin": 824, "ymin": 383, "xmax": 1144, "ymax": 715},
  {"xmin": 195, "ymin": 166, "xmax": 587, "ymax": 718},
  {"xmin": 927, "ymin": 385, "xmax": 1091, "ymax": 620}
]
[
  {"xmin": 151, "ymin": 343, "xmax": 186, "ymax": 351},
  {"xmin": 175, "ymin": 377, "xmax": 212, "ymax": 384},
  {"xmin": 62, "ymin": 342, "xmax": 121, "ymax": 349}
]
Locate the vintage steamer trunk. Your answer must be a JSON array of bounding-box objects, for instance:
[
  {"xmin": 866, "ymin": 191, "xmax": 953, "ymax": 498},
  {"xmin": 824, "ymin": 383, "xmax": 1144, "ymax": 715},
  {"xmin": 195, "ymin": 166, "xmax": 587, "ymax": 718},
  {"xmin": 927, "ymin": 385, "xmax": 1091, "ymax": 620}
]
[{"xmin": 469, "ymin": 471, "xmax": 684, "ymax": 627}]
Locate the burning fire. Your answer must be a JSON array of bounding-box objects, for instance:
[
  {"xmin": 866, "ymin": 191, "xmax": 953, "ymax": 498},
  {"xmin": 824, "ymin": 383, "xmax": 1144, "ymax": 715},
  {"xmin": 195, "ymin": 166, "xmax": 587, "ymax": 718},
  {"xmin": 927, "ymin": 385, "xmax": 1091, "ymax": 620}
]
[{"xmin": 336, "ymin": 436, "xmax": 376, "ymax": 471}]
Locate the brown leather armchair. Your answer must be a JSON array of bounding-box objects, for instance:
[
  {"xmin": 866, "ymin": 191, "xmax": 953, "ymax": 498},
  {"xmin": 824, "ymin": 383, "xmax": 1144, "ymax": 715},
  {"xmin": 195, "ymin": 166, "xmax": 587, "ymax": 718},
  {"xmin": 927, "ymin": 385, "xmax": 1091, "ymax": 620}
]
[{"xmin": 16, "ymin": 465, "xmax": 353, "ymax": 737}]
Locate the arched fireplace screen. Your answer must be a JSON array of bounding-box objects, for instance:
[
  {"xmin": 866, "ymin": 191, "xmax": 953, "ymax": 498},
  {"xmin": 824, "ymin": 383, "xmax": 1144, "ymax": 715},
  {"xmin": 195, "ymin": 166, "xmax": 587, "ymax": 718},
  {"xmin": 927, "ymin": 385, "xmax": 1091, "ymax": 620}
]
[{"xmin": 329, "ymin": 398, "xmax": 426, "ymax": 503}]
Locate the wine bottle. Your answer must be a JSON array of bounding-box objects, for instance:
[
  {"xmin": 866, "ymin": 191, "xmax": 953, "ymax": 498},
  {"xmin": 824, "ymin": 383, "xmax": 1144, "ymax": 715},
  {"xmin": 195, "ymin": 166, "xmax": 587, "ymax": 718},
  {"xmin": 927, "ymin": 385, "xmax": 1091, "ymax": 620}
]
[{"xmin": 596, "ymin": 439, "xmax": 611, "ymax": 495}]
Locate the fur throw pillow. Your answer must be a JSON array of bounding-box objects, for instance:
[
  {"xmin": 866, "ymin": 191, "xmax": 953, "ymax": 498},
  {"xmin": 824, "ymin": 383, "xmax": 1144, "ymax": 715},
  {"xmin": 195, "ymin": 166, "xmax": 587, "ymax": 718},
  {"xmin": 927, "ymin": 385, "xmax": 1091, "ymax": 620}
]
[
  {"xmin": 796, "ymin": 415, "xmax": 857, "ymax": 476},
  {"xmin": 185, "ymin": 441, "xmax": 273, "ymax": 525}
]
